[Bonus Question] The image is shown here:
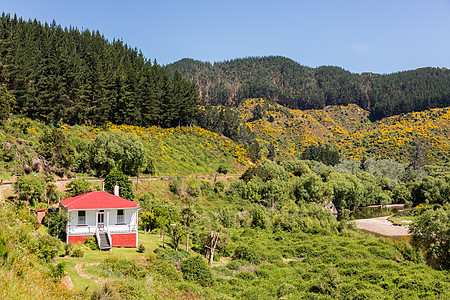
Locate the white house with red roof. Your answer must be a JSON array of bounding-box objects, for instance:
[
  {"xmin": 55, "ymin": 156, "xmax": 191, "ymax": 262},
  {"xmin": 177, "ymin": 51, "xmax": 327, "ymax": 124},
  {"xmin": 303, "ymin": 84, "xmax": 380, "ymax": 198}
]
[{"xmin": 60, "ymin": 190, "xmax": 139, "ymax": 248}]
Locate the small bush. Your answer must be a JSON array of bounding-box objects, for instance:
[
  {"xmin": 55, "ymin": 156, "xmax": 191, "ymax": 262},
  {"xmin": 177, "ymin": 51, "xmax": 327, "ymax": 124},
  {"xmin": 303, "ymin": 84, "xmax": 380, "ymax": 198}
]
[
  {"xmin": 251, "ymin": 207, "xmax": 267, "ymax": 229},
  {"xmin": 169, "ymin": 177, "xmax": 183, "ymax": 195},
  {"xmin": 236, "ymin": 271, "xmax": 256, "ymax": 280},
  {"xmin": 64, "ymin": 243, "xmax": 73, "ymax": 256},
  {"xmin": 48, "ymin": 261, "xmax": 66, "ymax": 282},
  {"xmin": 394, "ymin": 240, "xmax": 423, "ymax": 264},
  {"xmin": 137, "ymin": 243, "xmax": 145, "ymax": 253},
  {"xmin": 101, "ymin": 258, "xmax": 147, "ymax": 279},
  {"xmin": 226, "ymin": 260, "xmax": 241, "ymax": 270},
  {"xmin": 0, "ymin": 236, "xmax": 9, "ymax": 263},
  {"xmin": 71, "ymin": 248, "xmax": 84, "ymax": 258},
  {"xmin": 217, "ymin": 165, "xmax": 228, "ymax": 174},
  {"xmin": 90, "ymin": 282, "xmax": 121, "ymax": 300},
  {"xmin": 277, "ymin": 283, "xmax": 296, "ymax": 298},
  {"xmin": 233, "ymin": 246, "xmax": 260, "ymax": 264},
  {"xmin": 154, "ymin": 247, "xmax": 190, "ymax": 262},
  {"xmin": 147, "ymin": 260, "xmax": 182, "ymax": 282},
  {"xmin": 29, "ymin": 234, "xmax": 60, "ymax": 262},
  {"xmin": 200, "ymin": 181, "xmax": 213, "ymax": 194},
  {"xmin": 186, "ymin": 177, "xmax": 200, "ymax": 197},
  {"xmin": 84, "ymin": 236, "xmax": 99, "ymax": 250},
  {"xmin": 255, "ymin": 268, "xmax": 270, "ymax": 278},
  {"xmin": 214, "ymin": 181, "xmax": 225, "ymax": 193},
  {"xmin": 180, "ymin": 255, "xmax": 214, "ymax": 286}
]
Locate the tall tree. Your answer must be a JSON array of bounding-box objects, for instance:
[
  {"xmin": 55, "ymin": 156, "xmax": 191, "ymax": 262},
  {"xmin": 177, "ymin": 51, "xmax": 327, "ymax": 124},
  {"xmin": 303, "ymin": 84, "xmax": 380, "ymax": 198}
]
[{"xmin": 103, "ymin": 169, "xmax": 134, "ymax": 201}]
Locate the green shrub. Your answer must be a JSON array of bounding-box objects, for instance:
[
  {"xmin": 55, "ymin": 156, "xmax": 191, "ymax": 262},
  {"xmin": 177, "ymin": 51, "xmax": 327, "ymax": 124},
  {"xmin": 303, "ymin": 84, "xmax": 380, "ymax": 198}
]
[
  {"xmin": 63, "ymin": 243, "xmax": 73, "ymax": 256},
  {"xmin": 104, "ymin": 169, "xmax": 134, "ymax": 200},
  {"xmin": 83, "ymin": 236, "xmax": 99, "ymax": 250},
  {"xmin": 233, "ymin": 245, "xmax": 260, "ymax": 264},
  {"xmin": 277, "ymin": 283, "xmax": 296, "ymax": 298},
  {"xmin": 226, "ymin": 260, "xmax": 241, "ymax": 270},
  {"xmin": 100, "ymin": 258, "xmax": 147, "ymax": 279},
  {"xmin": 255, "ymin": 268, "xmax": 270, "ymax": 278},
  {"xmin": 47, "ymin": 211, "xmax": 68, "ymax": 241},
  {"xmin": 169, "ymin": 177, "xmax": 183, "ymax": 195},
  {"xmin": 180, "ymin": 255, "xmax": 214, "ymax": 286},
  {"xmin": 155, "ymin": 247, "xmax": 190, "ymax": 261},
  {"xmin": 186, "ymin": 177, "xmax": 200, "ymax": 197},
  {"xmin": 394, "ymin": 240, "xmax": 423, "ymax": 264},
  {"xmin": 27, "ymin": 234, "xmax": 60, "ymax": 263},
  {"xmin": 200, "ymin": 181, "xmax": 213, "ymax": 194},
  {"xmin": 217, "ymin": 165, "xmax": 228, "ymax": 174},
  {"xmin": 214, "ymin": 181, "xmax": 225, "ymax": 193},
  {"xmin": 218, "ymin": 207, "xmax": 235, "ymax": 228},
  {"xmin": 90, "ymin": 282, "xmax": 121, "ymax": 300},
  {"xmin": 251, "ymin": 207, "xmax": 267, "ymax": 229},
  {"xmin": 0, "ymin": 235, "xmax": 9, "ymax": 264},
  {"xmin": 147, "ymin": 260, "xmax": 182, "ymax": 282},
  {"xmin": 137, "ymin": 243, "xmax": 145, "ymax": 253},
  {"xmin": 236, "ymin": 271, "xmax": 255, "ymax": 280},
  {"xmin": 48, "ymin": 261, "xmax": 66, "ymax": 282},
  {"xmin": 66, "ymin": 179, "xmax": 92, "ymax": 197},
  {"xmin": 71, "ymin": 248, "xmax": 84, "ymax": 258}
]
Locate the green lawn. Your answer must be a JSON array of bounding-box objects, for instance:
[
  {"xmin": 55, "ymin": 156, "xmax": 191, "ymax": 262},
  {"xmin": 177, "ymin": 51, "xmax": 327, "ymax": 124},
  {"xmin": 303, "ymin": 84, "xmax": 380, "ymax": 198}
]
[{"xmin": 59, "ymin": 231, "xmax": 162, "ymax": 291}]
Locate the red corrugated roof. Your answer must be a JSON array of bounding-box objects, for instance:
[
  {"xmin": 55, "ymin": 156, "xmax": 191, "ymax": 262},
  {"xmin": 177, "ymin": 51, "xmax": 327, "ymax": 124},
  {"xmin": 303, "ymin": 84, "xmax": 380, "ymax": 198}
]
[{"xmin": 60, "ymin": 191, "xmax": 139, "ymax": 210}]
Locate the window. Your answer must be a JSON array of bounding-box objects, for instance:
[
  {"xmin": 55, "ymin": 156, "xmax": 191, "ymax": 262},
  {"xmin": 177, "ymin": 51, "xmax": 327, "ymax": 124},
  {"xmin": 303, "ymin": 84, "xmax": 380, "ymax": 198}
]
[
  {"xmin": 78, "ymin": 211, "xmax": 86, "ymax": 225},
  {"xmin": 117, "ymin": 209, "xmax": 124, "ymax": 224}
]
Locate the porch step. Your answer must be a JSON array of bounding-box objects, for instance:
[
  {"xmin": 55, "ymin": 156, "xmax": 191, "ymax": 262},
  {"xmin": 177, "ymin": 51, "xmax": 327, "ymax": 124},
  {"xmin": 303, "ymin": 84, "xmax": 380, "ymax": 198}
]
[{"xmin": 97, "ymin": 232, "xmax": 111, "ymax": 250}]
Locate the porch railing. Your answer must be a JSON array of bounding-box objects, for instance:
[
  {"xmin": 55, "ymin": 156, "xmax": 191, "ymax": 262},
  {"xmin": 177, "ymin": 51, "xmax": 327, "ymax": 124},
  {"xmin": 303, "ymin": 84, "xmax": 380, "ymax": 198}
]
[{"xmin": 68, "ymin": 224, "xmax": 138, "ymax": 235}]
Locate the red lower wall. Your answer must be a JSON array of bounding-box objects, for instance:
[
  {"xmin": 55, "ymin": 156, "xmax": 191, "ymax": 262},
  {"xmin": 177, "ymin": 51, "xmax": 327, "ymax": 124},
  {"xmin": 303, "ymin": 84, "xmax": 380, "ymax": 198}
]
[
  {"xmin": 68, "ymin": 235, "xmax": 94, "ymax": 244},
  {"xmin": 111, "ymin": 233, "xmax": 137, "ymax": 248},
  {"xmin": 68, "ymin": 233, "xmax": 137, "ymax": 248}
]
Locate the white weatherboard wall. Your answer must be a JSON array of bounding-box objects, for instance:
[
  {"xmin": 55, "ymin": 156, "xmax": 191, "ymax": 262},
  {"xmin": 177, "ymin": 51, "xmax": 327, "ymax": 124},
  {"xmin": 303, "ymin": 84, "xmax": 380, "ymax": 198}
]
[{"xmin": 67, "ymin": 208, "xmax": 138, "ymax": 235}]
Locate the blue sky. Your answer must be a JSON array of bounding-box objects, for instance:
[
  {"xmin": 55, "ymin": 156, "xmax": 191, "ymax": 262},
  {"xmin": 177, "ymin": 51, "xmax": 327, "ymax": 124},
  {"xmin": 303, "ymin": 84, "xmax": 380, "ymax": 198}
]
[{"xmin": 2, "ymin": 0, "xmax": 450, "ymax": 74}]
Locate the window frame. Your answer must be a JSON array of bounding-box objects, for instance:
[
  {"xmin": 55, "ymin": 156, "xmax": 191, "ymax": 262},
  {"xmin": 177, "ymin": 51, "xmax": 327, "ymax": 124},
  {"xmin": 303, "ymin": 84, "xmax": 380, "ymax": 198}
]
[
  {"xmin": 77, "ymin": 210, "xmax": 86, "ymax": 226},
  {"xmin": 117, "ymin": 209, "xmax": 125, "ymax": 224}
]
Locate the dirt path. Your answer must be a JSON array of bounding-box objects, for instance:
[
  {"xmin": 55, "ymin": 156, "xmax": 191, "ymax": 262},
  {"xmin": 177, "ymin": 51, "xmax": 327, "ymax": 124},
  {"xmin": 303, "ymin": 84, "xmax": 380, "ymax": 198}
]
[
  {"xmin": 75, "ymin": 262, "xmax": 106, "ymax": 285},
  {"xmin": 353, "ymin": 216, "xmax": 410, "ymax": 236}
]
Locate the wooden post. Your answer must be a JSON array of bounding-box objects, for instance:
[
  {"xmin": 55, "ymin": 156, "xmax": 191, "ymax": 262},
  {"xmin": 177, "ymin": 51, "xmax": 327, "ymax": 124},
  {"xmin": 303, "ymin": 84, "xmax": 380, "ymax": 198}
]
[{"xmin": 208, "ymin": 231, "xmax": 219, "ymax": 264}]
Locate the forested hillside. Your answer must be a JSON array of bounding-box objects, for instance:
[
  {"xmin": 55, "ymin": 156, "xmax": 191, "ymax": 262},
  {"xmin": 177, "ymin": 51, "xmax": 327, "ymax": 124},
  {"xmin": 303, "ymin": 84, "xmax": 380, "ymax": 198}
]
[
  {"xmin": 0, "ymin": 14, "xmax": 199, "ymax": 127},
  {"xmin": 167, "ymin": 57, "xmax": 450, "ymax": 120}
]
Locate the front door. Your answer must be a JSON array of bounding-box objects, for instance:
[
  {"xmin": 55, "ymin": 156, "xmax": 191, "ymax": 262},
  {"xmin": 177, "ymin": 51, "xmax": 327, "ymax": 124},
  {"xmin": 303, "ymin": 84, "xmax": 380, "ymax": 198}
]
[{"xmin": 97, "ymin": 212, "xmax": 105, "ymax": 230}]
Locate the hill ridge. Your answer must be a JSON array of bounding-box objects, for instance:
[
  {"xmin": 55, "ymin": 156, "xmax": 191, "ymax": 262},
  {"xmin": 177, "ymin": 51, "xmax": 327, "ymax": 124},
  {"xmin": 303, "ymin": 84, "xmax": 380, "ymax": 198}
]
[{"xmin": 167, "ymin": 56, "xmax": 450, "ymax": 121}]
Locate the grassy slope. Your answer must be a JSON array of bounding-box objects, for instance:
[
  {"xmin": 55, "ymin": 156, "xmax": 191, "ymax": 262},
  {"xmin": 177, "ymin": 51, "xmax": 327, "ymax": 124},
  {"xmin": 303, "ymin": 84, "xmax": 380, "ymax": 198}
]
[
  {"xmin": 0, "ymin": 119, "xmax": 249, "ymax": 181},
  {"xmin": 2, "ymin": 100, "xmax": 450, "ymax": 181},
  {"xmin": 238, "ymin": 98, "xmax": 450, "ymax": 165},
  {"xmin": 60, "ymin": 232, "xmax": 162, "ymax": 291}
]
